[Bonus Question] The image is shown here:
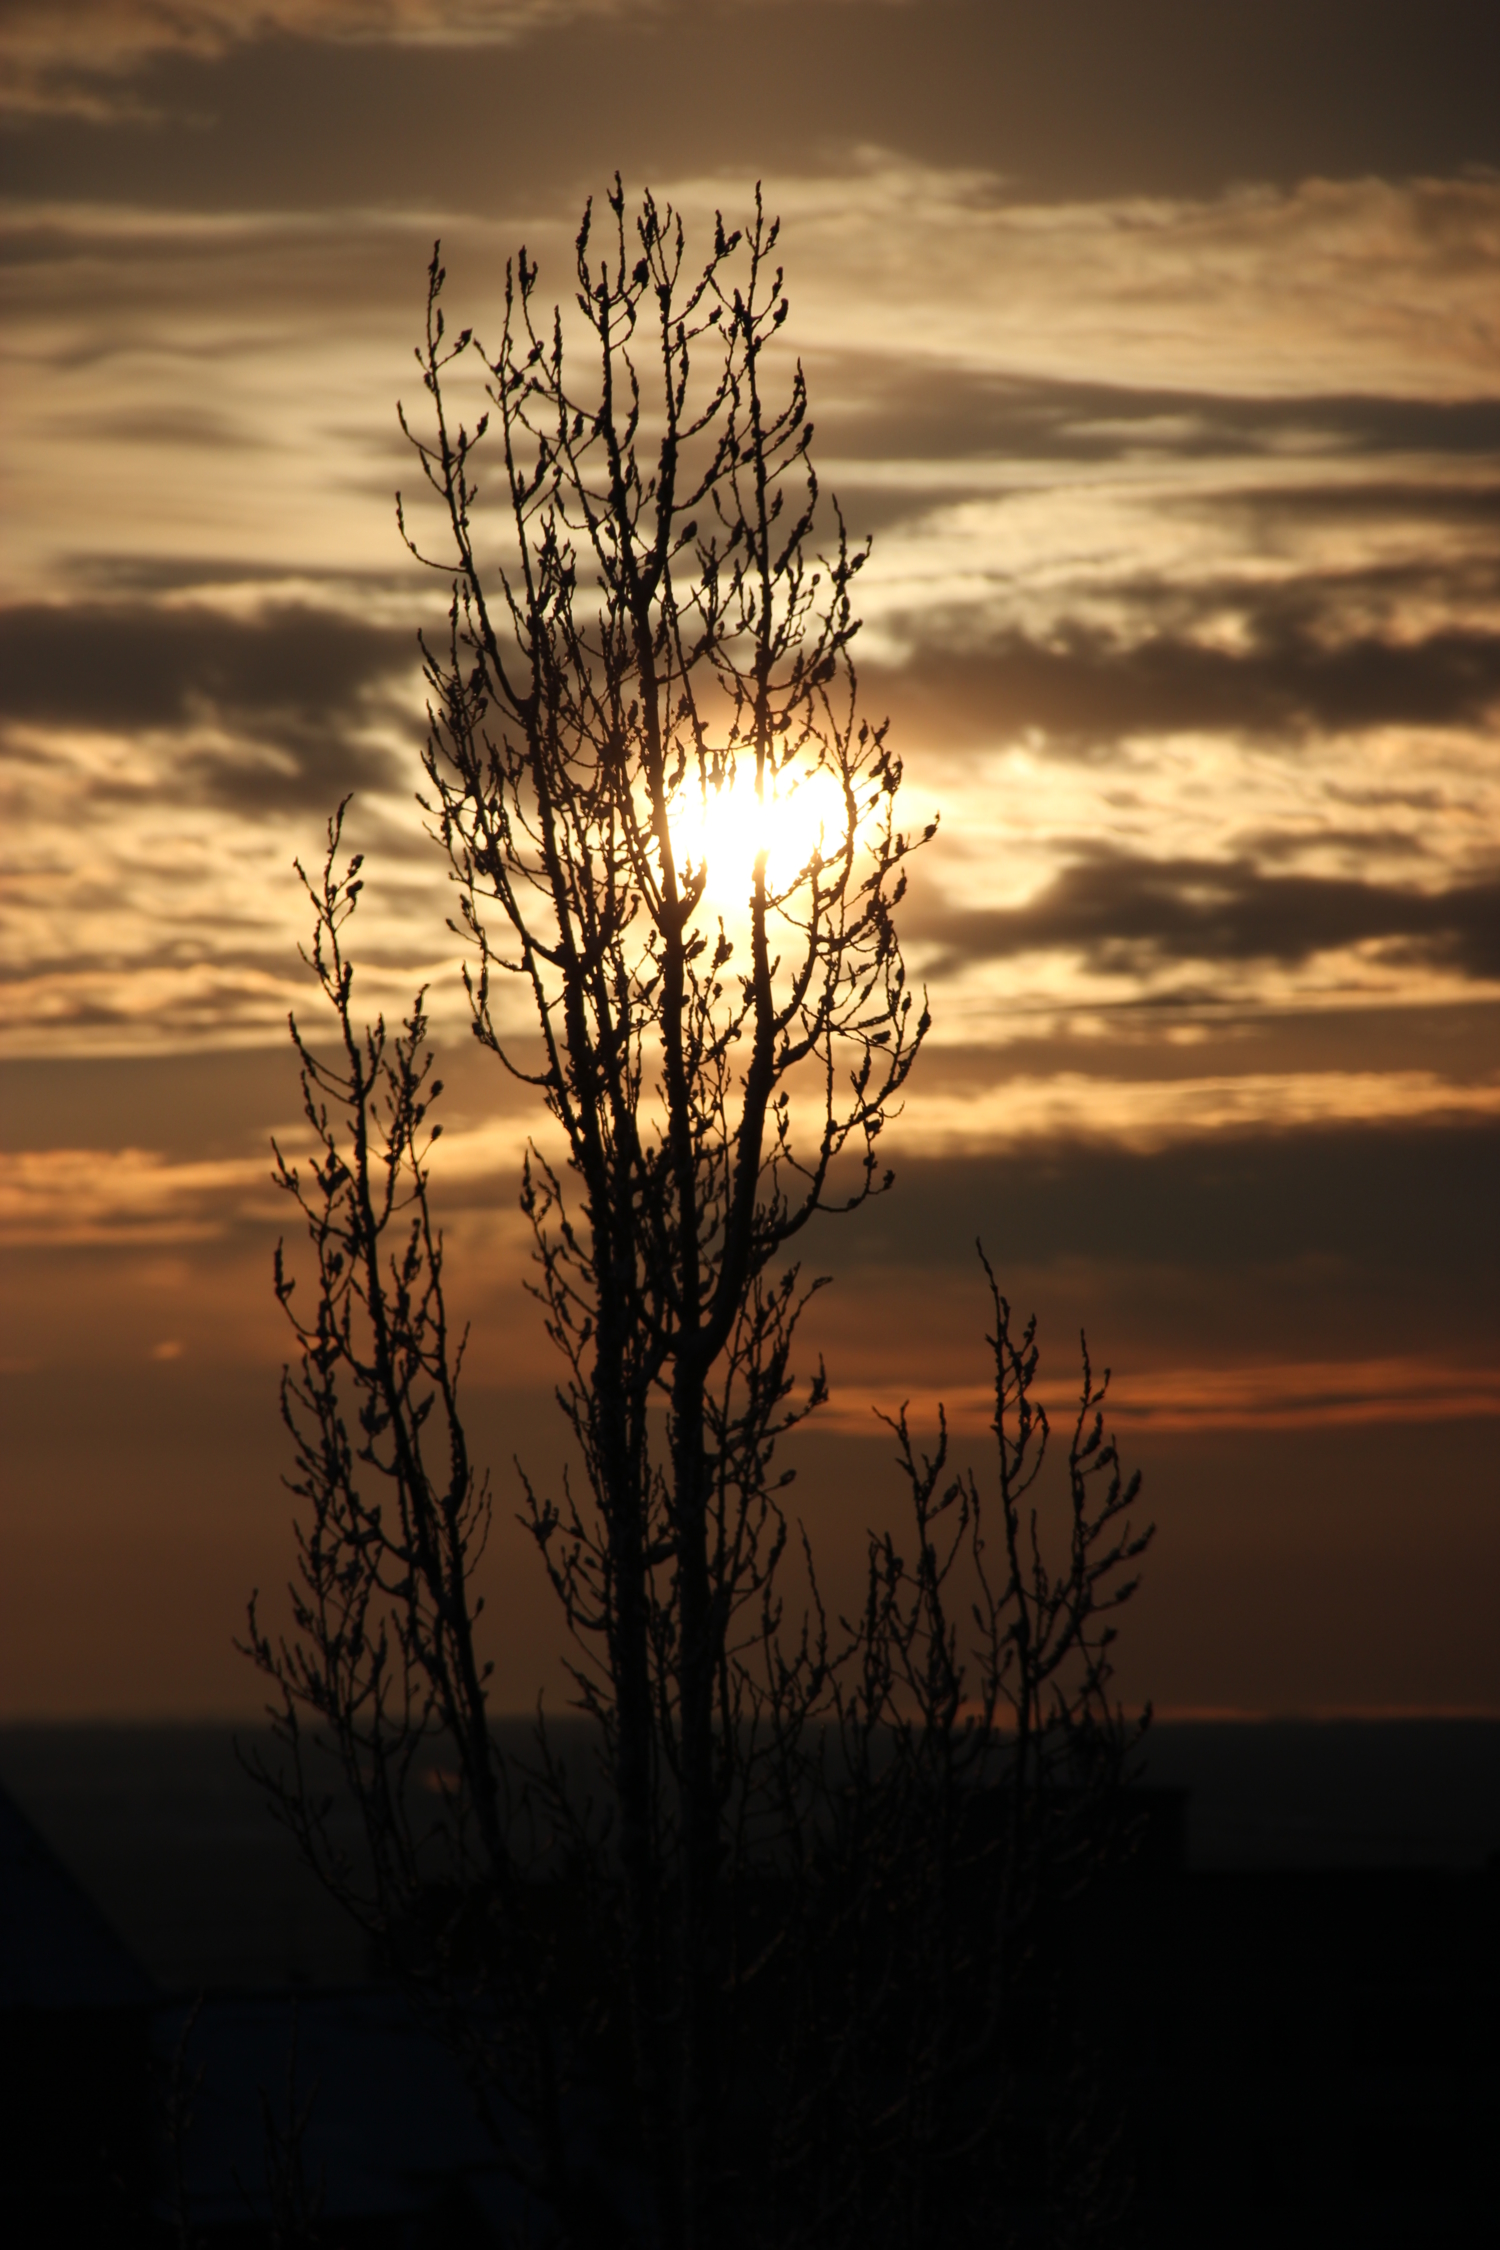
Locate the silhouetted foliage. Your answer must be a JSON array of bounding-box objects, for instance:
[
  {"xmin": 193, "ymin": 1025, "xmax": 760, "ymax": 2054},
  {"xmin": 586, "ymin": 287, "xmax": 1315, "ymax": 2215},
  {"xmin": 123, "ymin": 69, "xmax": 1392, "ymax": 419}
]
[{"xmin": 244, "ymin": 183, "xmax": 1154, "ymax": 2250}]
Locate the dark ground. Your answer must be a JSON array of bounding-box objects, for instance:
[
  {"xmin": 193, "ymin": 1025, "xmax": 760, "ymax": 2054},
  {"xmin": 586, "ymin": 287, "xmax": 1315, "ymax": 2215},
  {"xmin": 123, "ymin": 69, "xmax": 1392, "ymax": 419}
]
[{"xmin": 1, "ymin": 1721, "xmax": 1496, "ymax": 2243}]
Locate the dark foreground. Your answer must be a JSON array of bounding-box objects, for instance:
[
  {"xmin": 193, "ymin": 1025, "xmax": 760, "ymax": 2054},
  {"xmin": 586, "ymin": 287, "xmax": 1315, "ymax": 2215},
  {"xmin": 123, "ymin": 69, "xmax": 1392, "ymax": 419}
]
[{"xmin": 2, "ymin": 1723, "xmax": 1496, "ymax": 2245}]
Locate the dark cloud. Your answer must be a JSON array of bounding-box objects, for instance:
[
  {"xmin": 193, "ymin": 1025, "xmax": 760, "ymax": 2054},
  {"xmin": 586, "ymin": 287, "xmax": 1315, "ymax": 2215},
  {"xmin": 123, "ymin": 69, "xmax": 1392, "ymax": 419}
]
[
  {"xmin": 917, "ymin": 1000, "xmax": 1500, "ymax": 1090},
  {"xmin": 0, "ymin": 936, "xmax": 297, "ymax": 990},
  {"xmin": 0, "ymin": 1026, "xmax": 531, "ymax": 1162},
  {"xmin": 0, "ymin": 599, "xmax": 414, "ymax": 729},
  {"xmin": 0, "ymin": 598, "xmax": 419, "ymax": 805},
  {"xmin": 166, "ymin": 730, "xmax": 404, "ymax": 812},
  {"xmin": 1216, "ymin": 478, "xmax": 1500, "ymax": 528},
  {"xmin": 915, "ymin": 851, "xmax": 1500, "ymax": 981},
  {"xmin": 6, "ymin": 1039, "xmax": 1493, "ymax": 1313},
  {"xmin": 1079, "ymin": 561, "xmax": 1500, "ymax": 665},
  {"xmin": 3, "ymin": 1, "xmax": 1497, "ymax": 211},
  {"xmin": 812, "ymin": 359, "xmax": 1500, "ymax": 475},
  {"xmin": 868, "ymin": 618, "xmax": 1500, "ymax": 751},
  {"xmin": 811, "ymin": 367, "xmax": 1500, "ymax": 540},
  {"xmin": 1240, "ymin": 827, "xmax": 1430, "ymax": 863},
  {"xmin": 826, "ymin": 1117, "xmax": 1500, "ymax": 1289},
  {"xmin": 87, "ymin": 404, "xmax": 265, "ymax": 450},
  {"xmin": 61, "ymin": 555, "xmax": 416, "ymax": 596}
]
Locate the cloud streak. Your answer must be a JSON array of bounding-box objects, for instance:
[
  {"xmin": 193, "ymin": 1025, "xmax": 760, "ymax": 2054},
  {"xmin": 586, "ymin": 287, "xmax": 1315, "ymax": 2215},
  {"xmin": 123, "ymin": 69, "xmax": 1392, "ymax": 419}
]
[
  {"xmin": 868, "ymin": 622, "xmax": 1500, "ymax": 752},
  {"xmin": 815, "ymin": 1355, "xmax": 1500, "ymax": 1437},
  {"xmin": 915, "ymin": 851, "xmax": 1500, "ymax": 982}
]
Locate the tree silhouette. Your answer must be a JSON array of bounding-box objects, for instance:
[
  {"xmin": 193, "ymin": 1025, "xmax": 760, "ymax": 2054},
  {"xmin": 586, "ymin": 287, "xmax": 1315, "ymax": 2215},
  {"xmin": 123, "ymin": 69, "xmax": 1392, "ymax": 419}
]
[{"xmin": 245, "ymin": 183, "xmax": 1154, "ymax": 2250}]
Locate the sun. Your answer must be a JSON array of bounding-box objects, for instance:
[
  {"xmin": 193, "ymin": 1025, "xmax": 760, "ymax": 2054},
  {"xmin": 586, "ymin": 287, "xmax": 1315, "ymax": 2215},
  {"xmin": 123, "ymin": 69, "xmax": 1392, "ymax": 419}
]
[{"xmin": 667, "ymin": 760, "xmax": 848, "ymax": 914}]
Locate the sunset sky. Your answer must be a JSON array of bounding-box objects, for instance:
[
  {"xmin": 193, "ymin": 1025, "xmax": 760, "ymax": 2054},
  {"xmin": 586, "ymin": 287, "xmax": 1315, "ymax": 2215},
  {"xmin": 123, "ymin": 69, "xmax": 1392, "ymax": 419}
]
[{"xmin": 2, "ymin": 0, "xmax": 1497, "ymax": 1719}]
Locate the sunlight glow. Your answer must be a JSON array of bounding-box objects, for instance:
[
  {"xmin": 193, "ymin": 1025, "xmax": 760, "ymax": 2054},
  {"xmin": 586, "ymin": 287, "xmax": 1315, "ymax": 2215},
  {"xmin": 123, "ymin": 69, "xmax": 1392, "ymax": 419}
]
[{"xmin": 667, "ymin": 760, "xmax": 850, "ymax": 914}]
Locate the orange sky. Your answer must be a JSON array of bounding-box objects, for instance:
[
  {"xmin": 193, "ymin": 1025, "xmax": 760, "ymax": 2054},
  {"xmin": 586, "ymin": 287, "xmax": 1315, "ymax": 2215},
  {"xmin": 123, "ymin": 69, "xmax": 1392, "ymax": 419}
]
[{"xmin": 1, "ymin": 0, "xmax": 1497, "ymax": 1717}]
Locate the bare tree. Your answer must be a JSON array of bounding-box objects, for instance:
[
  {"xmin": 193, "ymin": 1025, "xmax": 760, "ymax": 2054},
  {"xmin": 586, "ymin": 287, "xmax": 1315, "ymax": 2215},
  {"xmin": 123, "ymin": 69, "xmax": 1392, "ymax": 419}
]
[{"xmin": 244, "ymin": 183, "xmax": 1153, "ymax": 2250}]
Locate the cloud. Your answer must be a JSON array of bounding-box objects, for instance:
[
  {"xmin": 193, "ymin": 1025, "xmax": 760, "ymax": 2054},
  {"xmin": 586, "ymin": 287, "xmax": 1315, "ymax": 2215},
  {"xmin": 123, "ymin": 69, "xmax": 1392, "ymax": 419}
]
[
  {"xmin": 864, "ymin": 614, "xmax": 1500, "ymax": 754},
  {"xmin": 0, "ymin": 724, "xmax": 459, "ymax": 1059},
  {"xmin": 0, "ymin": 598, "xmax": 419, "ymax": 806},
  {"xmin": 4, "ymin": 2, "xmax": 1498, "ymax": 211},
  {"xmin": 815, "ymin": 1355, "xmax": 1500, "ymax": 1437},
  {"xmin": 909, "ymin": 999, "xmax": 1500, "ymax": 1090},
  {"xmin": 914, "ymin": 849, "xmax": 1500, "ymax": 982},
  {"xmin": 892, "ymin": 1068, "xmax": 1500, "ymax": 1157},
  {"xmin": 0, "ymin": 1109, "xmax": 537, "ymax": 1244},
  {"xmin": 87, "ymin": 404, "xmax": 267, "ymax": 451},
  {"xmin": 60, "ymin": 555, "xmax": 416, "ymax": 596},
  {"xmin": 0, "ymin": 1144, "xmax": 271, "ymax": 1243},
  {"xmin": 0, "ymin": 599, "xmax": 413, "ymax": 728},
  {"xmin": 812, "ymin": 357, "xmax": 1500, "ymax": 473},
  {"xmin": 7, "ymin": 177, "xmax": 1498, "ymax": 605},
  {"xmin": 0, "ymin": 0, "xmax": 627, "ymax": 114},
  {"xmin": 747, "ymin": 170, "xmax": 1500, "ymax": 404},
  {"xmin": 796, "ymin": 1112, "xmax": 1500, "ymax": 1402},
  {"xmin": 827, "ymin": 1117, "xmax": 1500, "ymax": 1281},
  {"xmin": 1214, "ymin": 476, "xmax": 1500, "ymax": 527},
  {"xmin": 3, "ymin": 145, "xmax": 1496, "ymax": 1071},
  {"xmin": 842, "ymin": 448, "xmax": 1500, "ymax": 684}
]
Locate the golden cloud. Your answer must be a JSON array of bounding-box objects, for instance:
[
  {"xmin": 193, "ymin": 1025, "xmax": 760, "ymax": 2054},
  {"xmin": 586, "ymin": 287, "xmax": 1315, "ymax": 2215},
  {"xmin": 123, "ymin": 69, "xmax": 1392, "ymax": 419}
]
[{"xmin": 816, "ymin": 1354, "xmax": 1500, "ymax": 1437}]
